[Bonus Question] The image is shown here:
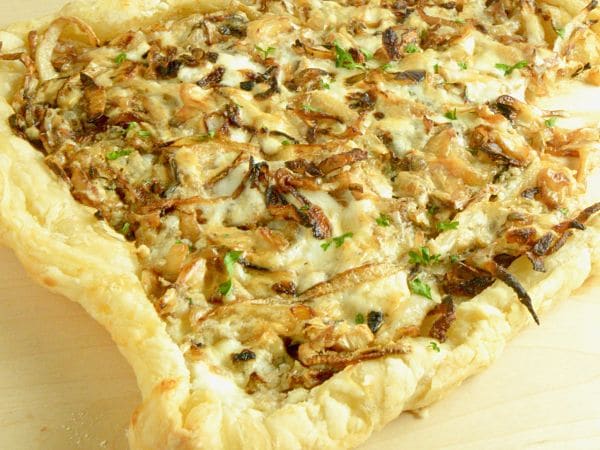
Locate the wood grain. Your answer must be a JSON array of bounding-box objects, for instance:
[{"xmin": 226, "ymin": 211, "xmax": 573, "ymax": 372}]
[{"xmin": 0, "ymin": 1, "xmax": 599, "ymax": 449}]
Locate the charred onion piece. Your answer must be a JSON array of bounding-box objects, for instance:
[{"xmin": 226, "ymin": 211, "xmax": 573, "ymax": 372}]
[
  {"xmin": 36, "ymin": 17, "xmax": 100, "ymax": 81},
  {"xmin": 442, "ymin": 262, "xmax": 495, "ymax": 297},
  {"xmin": 488, "ymin": 262, "xmax": 539, "ymax": 325},
  {"xmin": 391, "ymin": 70, "xmax": 426, "ymax": 83},
  {"xmin": 196, "ymin": 66, "xmax": 225, "ymax": 88},
  {"xmin": 469, "ymin": 125, "xmax": 526, "ymax": 167},
  {"xmin": 554, "ymin": 202, "xmax": 600, "ymax": 233},
  {"xmin": 427, "ymin": 296, "xmax": 456, "ymax": 342},
  {"xmin": 493, "ymin": 95, "xmax": 520, "ymax": 121},
  {"xmin": 317, "ymin": 148, "xmax": 368, "ymax": 175},
  {"xmin": 382, "ymin": 27, "xmax": 401, "ymax": 60},
  {"xmin": 285, "ymin": 68, "xmax": 330, "ymax": 92},
  {"xmin": 298, "ymin": 343, "xmax": 410, "ymax": 369},
  {"xmin": 80, "ymin": 73, "xmax": 106, "ymax": 120}
]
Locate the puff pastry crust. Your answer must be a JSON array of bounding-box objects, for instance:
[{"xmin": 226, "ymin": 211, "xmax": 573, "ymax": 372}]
[{"xmin": 0, "ymin": 1, "xmax": 599, "ymax": 449}]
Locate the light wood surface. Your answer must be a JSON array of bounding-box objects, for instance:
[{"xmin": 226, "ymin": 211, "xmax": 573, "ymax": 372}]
[{"xmin": 1, "ymin": 2, "xmax": 599, "ymax": 449}]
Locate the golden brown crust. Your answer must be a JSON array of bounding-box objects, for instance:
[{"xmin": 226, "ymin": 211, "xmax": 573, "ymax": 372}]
[{"xmin": 0, "ymin": 1, "xmax": 599, "ymax": 449}]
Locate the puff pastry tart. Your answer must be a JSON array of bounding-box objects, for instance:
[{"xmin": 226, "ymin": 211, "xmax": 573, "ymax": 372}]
[{"xmin": 0, "ymin": 0, "xmax": 599, "ymax": 448}]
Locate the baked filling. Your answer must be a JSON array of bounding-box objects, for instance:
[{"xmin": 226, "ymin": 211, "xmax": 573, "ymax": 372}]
[{"xmin": 4, "ymin": 0, "xmax": 600, "ymax": 405}]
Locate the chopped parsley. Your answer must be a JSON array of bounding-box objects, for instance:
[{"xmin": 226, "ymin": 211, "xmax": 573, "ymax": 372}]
[
  {"xmin": 556, "ymin": 27, "xmax": 565, "ymax": 39},
  {"xmin": 444, "ymin": 109, "xmax": 458, "ymax": 120},
  {"xmin": 320, "ymin": 232, "xmax": 354, "ymax": 251},
  {"xmin": 281, "ymin": 140, "xmax": 292, "ymax": 146},
  {"xmin": 381, "ymin": 62, "xmax": 393, "ymax": 71},
  {"xmin": 218, "ymin": 279, "xmax": 233, "ymax": 295},
  {"xmin": 559, "ymin": 207, "xmax": 569, "ymax": 216},
  {"xmin": 255, "ymin": 45, "xmax": 276, "ymax": 59},
  {"xmin": 375, "ymin": 213, "xmax": 392, "ymax": 227},
  {"xmin": 196, "ymin": 130, "xmax": 216, "ymax": 141},
  {"xmin": 429, "ymin": 341, "xmax": 441, "ymax": 352},
  {"xmin": 334, "ymin": 41, "xmax": 364, "ymax": 70},
  {"xmin": 126, "ymin": 122, "xmax": 151, "ymax": 138},
  {"xmin": 437, "ymin": 220, "xmax": 459, "ymax": 231},
  {"xmin": 409, "ymin": 278, "xmax": 433, "ymax": 300},
  {"xmin": 114, "ymin": 52, "xmax": 127, "ymax": 65},
  {"xmin": 302, "ymin": 104, "xmax": 319, "ymax": 112},
  {"xmin": 495, "ymin": 60, "xmax": 528, "ymax": 76},
  {"xmin": 449, "ymin": 254, "xmax": 460, "ymax": 263},
  {"xmin": 427, "ymin": 204, "xmax": 440, "ymax": 216},
  {"xmin": 544, "ymin": 117, "xmax": 558, "ymax": 128},
  {"xmin": 408, "ymin": 247, "xmax": 440, "ymax": 266},
  {"xmin": 106, "ymin": 148, "xmax": 132, "ymax": 160},
  {"xmin": 355, "ymin": 313, "xmax": 365, "ymax": 324},
  {"xmin": 458, "ymin": 61, "xmax": 468, "ymax": 70},
  {"xmin": 218, "ymin": 250, "xmax": 243, "ymax": 296},
  {"xmin": 433, "ymin": 63, "xmax": 440, "ymax": 74},
  {"xmin": 119, "ymin": 222, "xmax": 131, "ymax": 235},
  {"xmin": 405, "ymin": 43, "xmax": 418, "ymax": 53},
  {"xmin": 321, "ymin": 79, "xmax": 331, "ymax": 89}
]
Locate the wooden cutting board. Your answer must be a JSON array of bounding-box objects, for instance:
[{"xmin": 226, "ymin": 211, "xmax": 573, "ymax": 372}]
[{"xmin": 1, "ymin": 2, "xmax": 599, "ymax": 449}]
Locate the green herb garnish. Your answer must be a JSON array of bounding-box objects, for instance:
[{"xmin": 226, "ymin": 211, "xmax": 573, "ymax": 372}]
[
  {"xmin": 427, "ymin": 204, "xmax": 439, "ymax": 216},
  {"xmin": 437, "ymin": 220, "xmax": 459, "ymax": 231},
  {"xmin": 409, "ymin": 278, "xmax": 433, "ymax": 300},
  {"xmin": 302, "ymin": 104, "xmax": 319, "ymax": 112},
  {"xmin": 255, "ymin": 45, "xmax": 276, "ymax": 59},
  {"xmin": 334, "ymin": 41, "xmax": 364, "ymax": 70},
  {"xmin": 559, "ymin": 207, "xmax": 569, "ymax": 216},
  {"xmin": 458, "ymin": 61, "xmax": 468, "ymax": 70},
  {"xmin": 106, "ymin": 148, "xmax": 132, "ymax": 160},
  {"xmin": 218, "ymin": 250, "xmax": 243, "ymax": 296},
  {"xmin": 126, "ymin": 121, "xmax": 151, "ymax": 138},
  {"xmin": 556, "ymin": 27, "xmax": 565, "ymax": 39},
  {"xmin": 495, "ymin": 60, "xmax": 528, "ymax": 76},
  {"xmin": 321, "ymin": 232, "xmax": 354, "ymax": 251},
  {"xmin": 544, "ymin": 117, "xmax": 557, "ymax": 128},
  {"xmin": 449, "ymin": 254, "xmax": 459, "ymax": 263},
  {"xmin": 429, "ymin": 341, "xmax": 441, "ymax": 352},
  {"xmin": 433, "ymin": 63, "xmax": 440, "ymax": 73},
  {"xmin": 444, "ymin": 109, "xmax": 458, "ymax": 120},
  {"xmin": 375, "ymin": 213, "xmax": 392, "ymax": 227},
  {"xmin": 115, "ymin": 52, "xmax": 127, "ymax": 65},
  {"xmin": 408, "ymin": 247, "xmax": 440, "ymax": 266},
  {"xmin": 281, "ymin": 140, "xmax": 292, "ymax": 146},
  {"xmin": 405, "ymin": 43, "xmax": 418, "ymax": 53},
  {"xmin": 355, "ymin": 313, "xmax": 365, "ymax": 324},
  {"xmin": 119, "ymin": 222, "xmax": 130, "ymax": 235}
]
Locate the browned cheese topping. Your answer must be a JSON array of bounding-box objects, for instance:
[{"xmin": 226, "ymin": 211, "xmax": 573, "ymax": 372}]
[{"xmin": 4, "ymin": 0, "xmax": 600, "ymax": 402}]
